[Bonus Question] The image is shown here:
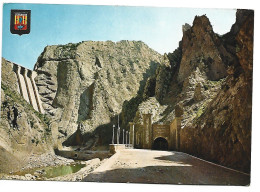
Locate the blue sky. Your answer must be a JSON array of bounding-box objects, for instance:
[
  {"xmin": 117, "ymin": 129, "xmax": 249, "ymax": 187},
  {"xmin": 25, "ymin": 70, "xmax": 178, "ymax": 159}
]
[{"xmin": 2, "ymin": 3, "xmax": 236, "ymax": 69}]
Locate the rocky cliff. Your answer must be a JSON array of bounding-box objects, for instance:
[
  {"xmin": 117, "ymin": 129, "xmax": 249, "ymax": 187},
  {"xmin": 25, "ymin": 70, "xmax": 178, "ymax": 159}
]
[
  {"xmin": 34, "ymin": 41, "xmax": 162, "ymax": 146},
  {"xmin": 0, "ymin": 9, "xmax": 253, "ymax": 175},
  {"xmin": 180, "ymin": 10, "xmax": 253, "ymax": 173},
  {"xmin": 131, "ymin": 15, "xmax": 235, "ymax": 125},
  {"xmin": 131, "ymin": 10, "xmax": 253, "ymax": 173},
  {"xmin": 0, "ymin": 58, "xmax": 53, "ymax": 173}
]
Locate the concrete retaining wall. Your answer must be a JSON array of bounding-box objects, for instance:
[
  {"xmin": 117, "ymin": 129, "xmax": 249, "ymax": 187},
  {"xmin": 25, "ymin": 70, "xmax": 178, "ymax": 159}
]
[{"xmin": 13, "ymin": 63, "xmax": 44, "ymax": 113}]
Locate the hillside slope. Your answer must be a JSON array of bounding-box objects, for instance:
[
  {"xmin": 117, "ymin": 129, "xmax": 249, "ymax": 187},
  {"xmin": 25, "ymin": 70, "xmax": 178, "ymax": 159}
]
[{"xmin": 0, "ymin": 58, "xmax": 53, "ymax": 173}]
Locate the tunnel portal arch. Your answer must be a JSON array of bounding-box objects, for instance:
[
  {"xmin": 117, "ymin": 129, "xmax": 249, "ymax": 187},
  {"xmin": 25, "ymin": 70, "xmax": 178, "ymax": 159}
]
[{"xmin": 152, "ymin": 137, "xmax": 168, "ymax": 151}]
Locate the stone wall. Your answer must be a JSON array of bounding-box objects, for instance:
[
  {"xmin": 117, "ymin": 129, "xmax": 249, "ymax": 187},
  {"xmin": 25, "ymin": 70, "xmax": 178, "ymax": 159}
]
[
  {"xmin": 152, "ymin": 124, "xmax": 169, "ymax": 142},
  {"xmin": 130, "ymin": 113, "xmax": 182, "ymax": 150},
  {"xmin": 142, "ymin": 114, "xmax": 152, "ymax": 149},
  {"xmin": 131, "ymin": 123, "xmax": 143, "ymax": 149},
  {"xmin": 169, "ymin": 117, "xmax": 181, "ymax": 151}
]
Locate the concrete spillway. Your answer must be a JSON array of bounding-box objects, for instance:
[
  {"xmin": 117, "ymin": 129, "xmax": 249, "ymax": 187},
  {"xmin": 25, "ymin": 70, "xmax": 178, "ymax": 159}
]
[{"xmin": 13, "ymin": 63, "xmax": 44, "ymax": 113}]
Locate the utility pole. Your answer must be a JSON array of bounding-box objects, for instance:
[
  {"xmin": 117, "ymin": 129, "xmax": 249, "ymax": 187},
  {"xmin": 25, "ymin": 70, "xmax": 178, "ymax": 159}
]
[
  {"xmin": 123, "ymin": 129, "xmax": 125, "ymax": 144},
  {"xmin": 112, "ymin": 124, "xmax": 115, "ymax": 144}
]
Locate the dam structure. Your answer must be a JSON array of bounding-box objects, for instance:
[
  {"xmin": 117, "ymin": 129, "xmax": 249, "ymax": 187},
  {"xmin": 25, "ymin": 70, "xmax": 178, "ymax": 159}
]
[{"xmin": 12, "ymin": 62, "xmax": 44, "ymax": 113}]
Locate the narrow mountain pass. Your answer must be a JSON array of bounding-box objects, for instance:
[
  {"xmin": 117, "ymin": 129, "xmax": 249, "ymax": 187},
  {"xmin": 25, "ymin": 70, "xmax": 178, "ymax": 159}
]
[{"xmin": 83, "ymin": 149, "xmax": 250, "ymax": 185}]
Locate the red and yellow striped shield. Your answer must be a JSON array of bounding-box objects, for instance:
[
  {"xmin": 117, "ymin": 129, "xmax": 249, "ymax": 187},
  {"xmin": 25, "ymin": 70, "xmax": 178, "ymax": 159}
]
[
  {"xmin": 10, "ymin": 10, "xmax": 31, "ymax": 35},
  {"xmin": 14, "ymin": 14, "xmax": 28, "ymax": 30}
]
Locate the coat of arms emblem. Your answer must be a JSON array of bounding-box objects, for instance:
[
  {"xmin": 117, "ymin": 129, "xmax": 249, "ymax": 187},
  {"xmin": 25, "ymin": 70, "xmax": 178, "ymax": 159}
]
[{"xmin": 10, "ymin": 9, "xmax": 31, "ymax": 35}]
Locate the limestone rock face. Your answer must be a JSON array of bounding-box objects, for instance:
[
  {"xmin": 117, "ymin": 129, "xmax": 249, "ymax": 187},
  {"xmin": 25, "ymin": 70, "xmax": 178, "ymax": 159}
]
[
  {"xmin": 180, "ymin": 10, "xmax": 253, "ymax": 173},
  {"xmin": 175, "ymin": 104, "xmax": 184, "ymax": 117},
  {"xmin": 34, "ymin": 41, "xmax": 162, "ymax": 144},
  {"xmin": 0, "ymin": 59, "xmax": 53, "ymax": 173},
  {"xmin": 193, "ymin": 83, "xmax": 204, "ymax": 102},
  {"xmin": 1, "ymin": 58, "xmax": 19, "ymax": 91},
  {"xmin": 133, "ymin": 15, "xmax": 230, "ymax": 126},
  {"xmin": 133, "ymin": 97, "xmax": 168, "ymax": 124},
  {"xmin": 155, "ymin": 52, "xmax": 179, "ymax": 102},
  {"xmin": 230, "ymin": 9, "xmax": 253, "ymax": 37},
  {"xmin": 131, "ymin": 10, "xmax": 253, "ymax": 173},
  {"xmin": 182, "ymin": 23, "xmax": 191, "ymax": 33},
  {"xmin": 178, "ymin": 15, "xmax": 235, "ymax": 82},
  {"xmin": 235, "ymin": 11, "xmax": 254, "ymax": 77}
]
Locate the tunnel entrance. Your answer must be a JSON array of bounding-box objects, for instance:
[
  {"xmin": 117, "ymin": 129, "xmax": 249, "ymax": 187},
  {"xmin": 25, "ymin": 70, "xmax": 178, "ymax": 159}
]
[{"xmin": 153, "ymin": 137, "xmax": 168, "ymax": 151}]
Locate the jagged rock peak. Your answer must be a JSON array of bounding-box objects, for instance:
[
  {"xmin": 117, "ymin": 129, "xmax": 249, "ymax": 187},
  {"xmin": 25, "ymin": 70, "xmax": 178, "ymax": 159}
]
[
  {"xmin": 230, "ymin": 9, "xmax": 254, "ymax": 36},
  {"xmin": 192, "ymin": 15, "xmax": 213, "ymax": 33},
  {"xmin": 177, "ymin": 14, "xmax": 234, "ymax": 83},
  {"xmin": 182, "ymin": 23, "xmax": 191, "ymax": 33}
]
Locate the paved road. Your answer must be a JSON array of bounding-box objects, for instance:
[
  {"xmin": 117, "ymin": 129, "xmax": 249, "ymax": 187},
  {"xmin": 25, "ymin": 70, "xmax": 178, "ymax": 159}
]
[{"xmin": 83, "ymin": 149, "xmax": 250, "ymax": 185}]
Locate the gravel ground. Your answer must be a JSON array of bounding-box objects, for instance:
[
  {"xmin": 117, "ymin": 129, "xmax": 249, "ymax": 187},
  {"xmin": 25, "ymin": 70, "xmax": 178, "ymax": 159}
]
[
  {"xmin": 1, "ymin": 149, "xmax": 250, "ymax": 185},
  {"xmin": 83, "ymin": 149, "xmax": 250, "ymax": 185},
  {"xmin": 0, "ymin": 153, "xmax": 74, "ymax": 181},
  {"xmin": 22, "ymin": 153, "xmax": 75, "ymax": 170}
]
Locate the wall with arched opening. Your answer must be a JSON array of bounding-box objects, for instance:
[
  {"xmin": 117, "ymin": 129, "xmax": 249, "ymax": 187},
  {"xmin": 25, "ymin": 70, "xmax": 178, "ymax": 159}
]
[{"xmin": 152, "ymin": 137, "xmax": 168, "ymax": 150}]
